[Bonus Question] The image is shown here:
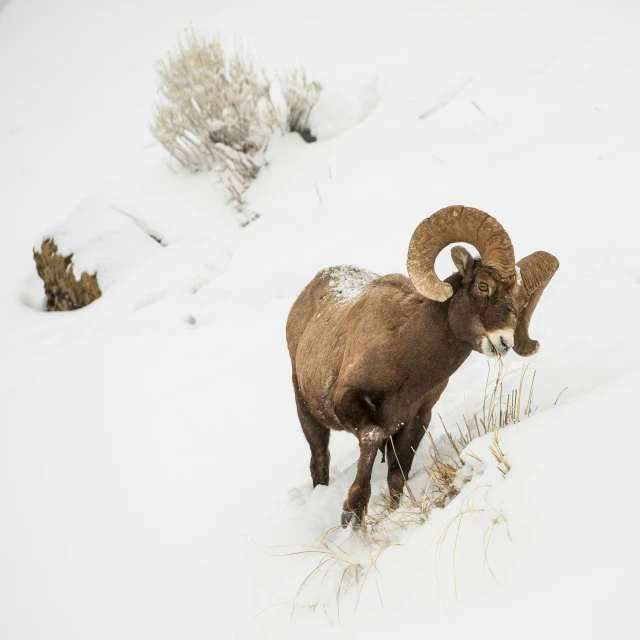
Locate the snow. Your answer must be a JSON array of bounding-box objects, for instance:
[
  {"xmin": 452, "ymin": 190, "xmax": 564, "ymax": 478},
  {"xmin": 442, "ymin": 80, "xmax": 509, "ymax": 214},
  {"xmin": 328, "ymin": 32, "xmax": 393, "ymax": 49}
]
[
  {"xmin": 2, "ymin": 0, "xmax": 640, "ymax": 638},
  {"xmin": 321, "ymin": 265, "xmax": 379, "ymax": 303}
]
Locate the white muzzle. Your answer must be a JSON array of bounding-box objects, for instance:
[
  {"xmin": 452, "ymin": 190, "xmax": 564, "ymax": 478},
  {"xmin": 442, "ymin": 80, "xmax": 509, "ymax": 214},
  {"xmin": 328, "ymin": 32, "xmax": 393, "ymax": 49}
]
[{"xmin": 482, "ymin": 330, "xmax": 515, "ymax": 357}]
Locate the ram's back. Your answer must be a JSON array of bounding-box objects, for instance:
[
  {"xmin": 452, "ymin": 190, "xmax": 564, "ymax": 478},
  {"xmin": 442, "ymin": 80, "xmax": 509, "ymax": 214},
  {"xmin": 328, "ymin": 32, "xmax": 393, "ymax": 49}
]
[
  {"xmin": 286, "ymin": 266, "xmax": 423, "ymax": 425},
  {"xmin": 286, "ymin": 266, "xmax": 374, "ymax": 353}
]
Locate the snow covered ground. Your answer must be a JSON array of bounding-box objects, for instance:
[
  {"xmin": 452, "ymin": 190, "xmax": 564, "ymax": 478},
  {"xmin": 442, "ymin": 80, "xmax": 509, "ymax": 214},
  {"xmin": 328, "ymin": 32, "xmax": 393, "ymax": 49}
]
[{"xmin": 2, "ymin": 0, "xmax": 640, "ymax": 637}]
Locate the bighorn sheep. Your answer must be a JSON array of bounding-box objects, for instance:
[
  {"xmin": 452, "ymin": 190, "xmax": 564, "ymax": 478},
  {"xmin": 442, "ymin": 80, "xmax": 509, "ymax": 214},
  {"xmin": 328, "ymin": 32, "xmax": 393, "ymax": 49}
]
[{"xmin": 286, "ymin": 205, "xmax": 559, "ymax": 527}]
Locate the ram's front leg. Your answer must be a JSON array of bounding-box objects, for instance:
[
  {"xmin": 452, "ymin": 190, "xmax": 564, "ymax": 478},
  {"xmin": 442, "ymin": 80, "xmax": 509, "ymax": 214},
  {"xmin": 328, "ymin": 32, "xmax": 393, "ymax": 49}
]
[{"xmin": 341, "ymin": 426, "xmax": 385, "ymax": 528}]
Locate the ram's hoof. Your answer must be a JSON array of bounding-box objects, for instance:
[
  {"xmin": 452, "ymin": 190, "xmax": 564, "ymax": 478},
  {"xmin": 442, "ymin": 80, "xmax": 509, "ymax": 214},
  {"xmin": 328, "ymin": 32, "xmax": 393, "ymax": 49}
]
[{"xmin": 341, "ymin": 511, "xmax": 361, "ymax": 529}]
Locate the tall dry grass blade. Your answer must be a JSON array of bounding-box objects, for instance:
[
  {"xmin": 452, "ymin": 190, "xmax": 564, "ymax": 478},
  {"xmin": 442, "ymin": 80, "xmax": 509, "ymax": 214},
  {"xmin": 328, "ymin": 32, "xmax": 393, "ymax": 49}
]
[
  {"xmin": 554, "ymin": 387, "xmax": 568, "ymax": 405},
  {"xmin": 389, "ymin": 435, "xmax": 417, "ymax": 504}
]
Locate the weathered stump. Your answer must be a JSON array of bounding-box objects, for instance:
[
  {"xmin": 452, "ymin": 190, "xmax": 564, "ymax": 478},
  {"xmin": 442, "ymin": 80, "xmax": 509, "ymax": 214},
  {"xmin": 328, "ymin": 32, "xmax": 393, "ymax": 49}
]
[{"xmin": 33, "ymin": 239, "xmax": 101, "ymax": 311}]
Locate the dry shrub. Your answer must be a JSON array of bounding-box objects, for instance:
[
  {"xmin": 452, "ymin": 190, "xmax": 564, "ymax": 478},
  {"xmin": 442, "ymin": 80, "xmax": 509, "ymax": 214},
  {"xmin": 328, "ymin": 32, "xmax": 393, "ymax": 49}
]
[{"xmin": 151, "ymin": 29, "xmax": 321, "ymax": 211}]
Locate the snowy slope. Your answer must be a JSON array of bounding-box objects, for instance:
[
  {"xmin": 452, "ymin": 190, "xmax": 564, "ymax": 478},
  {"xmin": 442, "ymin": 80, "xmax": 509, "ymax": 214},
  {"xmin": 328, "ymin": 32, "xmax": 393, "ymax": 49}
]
[{"xmin": 1, "ymin": 0, "xmax": 640, "ymax": 638}]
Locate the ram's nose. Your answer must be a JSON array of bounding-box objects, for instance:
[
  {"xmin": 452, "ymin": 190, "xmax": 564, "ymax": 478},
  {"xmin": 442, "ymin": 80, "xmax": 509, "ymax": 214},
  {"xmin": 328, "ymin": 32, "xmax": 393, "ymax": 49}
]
[{"xmin": 485, "ymin": 330, "xmax": 514, "ymax": 357}]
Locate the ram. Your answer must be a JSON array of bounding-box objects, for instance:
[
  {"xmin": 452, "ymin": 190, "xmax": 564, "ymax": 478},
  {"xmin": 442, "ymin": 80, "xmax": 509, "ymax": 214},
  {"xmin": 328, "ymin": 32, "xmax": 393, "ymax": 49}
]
[{"xmin": 286, "ymin": 205, "xmax": 559, "ymax": 527}]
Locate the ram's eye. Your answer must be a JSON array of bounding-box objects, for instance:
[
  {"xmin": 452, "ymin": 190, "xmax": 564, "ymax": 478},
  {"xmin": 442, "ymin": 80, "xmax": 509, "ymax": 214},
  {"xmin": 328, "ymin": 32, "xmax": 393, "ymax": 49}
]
[{"xmin": 477, "ymin": 283, "xmax": 489, "ymax": 293}]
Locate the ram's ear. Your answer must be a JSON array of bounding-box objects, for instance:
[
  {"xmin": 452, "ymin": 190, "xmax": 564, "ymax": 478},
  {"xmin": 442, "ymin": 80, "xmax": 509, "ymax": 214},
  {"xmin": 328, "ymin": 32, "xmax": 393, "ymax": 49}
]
[{"xmin": 451, "ymin": 246, "xmax": 475, "ymax": 282}]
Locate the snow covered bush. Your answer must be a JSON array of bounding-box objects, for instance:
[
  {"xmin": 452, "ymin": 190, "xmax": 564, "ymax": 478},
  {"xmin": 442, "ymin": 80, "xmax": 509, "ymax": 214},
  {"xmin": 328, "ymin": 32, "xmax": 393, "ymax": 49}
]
[{"xmin": 151, "ymin": 30, "xmax": 321, "ymax": 207}]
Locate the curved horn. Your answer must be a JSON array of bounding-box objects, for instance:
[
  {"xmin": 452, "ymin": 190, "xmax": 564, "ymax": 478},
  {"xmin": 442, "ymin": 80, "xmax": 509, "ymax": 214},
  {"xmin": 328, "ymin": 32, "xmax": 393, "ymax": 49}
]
[
  {"xmin": 407, "ymin": 205, "xmax": 516, "ymax": 301},
  {"xmin": 513, "ymin": 251, "xmax": 559, "ymax": 357}
]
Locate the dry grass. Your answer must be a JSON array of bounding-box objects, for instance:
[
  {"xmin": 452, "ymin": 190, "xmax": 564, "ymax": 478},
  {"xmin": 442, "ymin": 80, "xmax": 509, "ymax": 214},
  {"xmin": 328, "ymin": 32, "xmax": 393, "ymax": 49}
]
[
  {"xmin": 489, "ymin": 428, "xmax": 511, "ymax": 477},
  {"xmin": 372, "ymin": 359, "xmax": 537, "ymax": 525},
  {"xmin": 268, "ymin": 524, "xmax": 397, "ymax": 624},
  {"xmin": 283, "ymin": 360, "xmax": 547, "ymax": 617}
]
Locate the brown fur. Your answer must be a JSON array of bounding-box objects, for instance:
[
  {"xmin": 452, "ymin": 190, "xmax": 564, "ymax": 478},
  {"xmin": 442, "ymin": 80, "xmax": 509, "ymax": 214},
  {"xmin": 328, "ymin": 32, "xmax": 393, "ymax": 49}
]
[{"xmin": 286, "ymin": 248, "xmax": 542, "ymax": 526}]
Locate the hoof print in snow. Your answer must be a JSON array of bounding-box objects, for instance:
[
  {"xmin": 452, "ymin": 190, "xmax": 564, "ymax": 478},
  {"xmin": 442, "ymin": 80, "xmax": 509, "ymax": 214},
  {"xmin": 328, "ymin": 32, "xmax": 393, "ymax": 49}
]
[{"xmin": 33, "ymin": 239, "xmax": 101, "ymax": 311}]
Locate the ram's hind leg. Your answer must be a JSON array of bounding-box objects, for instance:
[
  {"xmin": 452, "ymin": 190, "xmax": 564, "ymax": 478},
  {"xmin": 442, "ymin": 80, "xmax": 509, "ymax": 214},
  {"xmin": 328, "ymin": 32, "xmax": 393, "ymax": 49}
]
[
  {"xmin": 294, "ymin": 382, "xmax": 330, "ymax": 487},
  {"xmin": 342, "ymin": 426, "xmax": 386, "ymax": 528}
]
